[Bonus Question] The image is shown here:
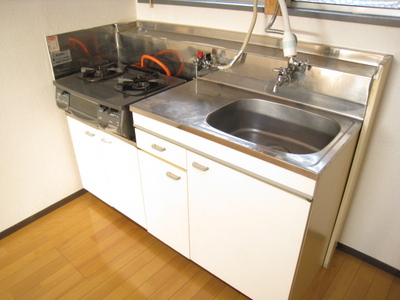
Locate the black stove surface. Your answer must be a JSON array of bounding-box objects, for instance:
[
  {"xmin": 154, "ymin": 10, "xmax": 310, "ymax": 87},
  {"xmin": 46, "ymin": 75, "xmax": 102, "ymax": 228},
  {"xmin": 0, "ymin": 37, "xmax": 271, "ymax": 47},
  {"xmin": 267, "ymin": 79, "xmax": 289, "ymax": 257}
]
[
  {"xmin": 114, "ymin": 65, "xmax": 168, "ymax": 96},
  {"xmin": 76, "ymin": 62, "xmax": 124, "ymax": 82},
  {"xmin": 54, "ymin": 64, "xmax": 186, "ymax": 109}
]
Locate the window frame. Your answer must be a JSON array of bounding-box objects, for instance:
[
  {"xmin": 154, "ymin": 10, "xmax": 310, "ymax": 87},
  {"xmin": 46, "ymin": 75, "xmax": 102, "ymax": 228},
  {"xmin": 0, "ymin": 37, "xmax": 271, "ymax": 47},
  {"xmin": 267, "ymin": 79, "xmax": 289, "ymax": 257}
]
[
  {"xmin": 137, "ymin": 0, "xmax": 265, "ymax": 12},
  {"xmin": 289, "ymin": 0, "xmax": 400, "ymax": 26},
  {"xmin": 137, "ymin": 0, "xmax": 400, "ymax": 27}
]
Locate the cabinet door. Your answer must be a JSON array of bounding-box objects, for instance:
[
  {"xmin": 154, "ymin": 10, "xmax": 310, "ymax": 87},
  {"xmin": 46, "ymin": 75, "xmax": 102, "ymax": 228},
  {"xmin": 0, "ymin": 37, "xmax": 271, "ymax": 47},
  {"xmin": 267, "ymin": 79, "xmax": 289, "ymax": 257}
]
[
  {"xmin": 187, "ymin": 151, "xmax": 311, "ymax": 300},
  {"xmin": 138, "ymin": 150, "xmax": 189, "ymax": 258},
  {"xmin": 99, "ymin": 131, "xmax": 146, "ymax": 228},
  {"xmin": 67, "ymin": 117, "xmax": 145, "ymax": 227},
  {"xmin": 67, "ymin": 117, "xmax": 104, "ymax": 199}
]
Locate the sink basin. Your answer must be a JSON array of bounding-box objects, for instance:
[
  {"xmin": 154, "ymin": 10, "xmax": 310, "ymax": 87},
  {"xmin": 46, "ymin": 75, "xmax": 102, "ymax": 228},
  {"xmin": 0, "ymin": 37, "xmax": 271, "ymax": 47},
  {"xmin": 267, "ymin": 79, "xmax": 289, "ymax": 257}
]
[{"xmin": 206, "ymin": 99, "xmax": 341, "ymax": 154}]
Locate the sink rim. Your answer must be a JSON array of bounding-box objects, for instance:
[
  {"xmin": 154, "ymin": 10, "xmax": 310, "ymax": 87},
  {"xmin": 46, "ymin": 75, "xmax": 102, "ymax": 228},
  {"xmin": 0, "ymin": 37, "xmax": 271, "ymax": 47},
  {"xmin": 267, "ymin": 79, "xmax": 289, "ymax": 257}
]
[
  {"xmin": 205, "ymin": 98, "xmax": 342, "ymax": 155},
  {"xmin": 130, "ymin": 78, "xmax": 362, "ymax": 175}
]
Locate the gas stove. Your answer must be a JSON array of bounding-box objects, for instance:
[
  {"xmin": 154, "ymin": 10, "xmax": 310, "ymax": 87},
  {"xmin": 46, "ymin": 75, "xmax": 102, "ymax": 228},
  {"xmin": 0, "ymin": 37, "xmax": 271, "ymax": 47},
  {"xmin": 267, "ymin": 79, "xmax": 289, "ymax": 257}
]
[
  {"xmin": 77, "ymin": 62, "xmax": 124, "ymax": 82},
  {"xmin": 54, "ymin": 63, "xmax": 186, "ymax": 141},
  {"xmin": 114, "ymin": 65, "xmax": 169, "ymax": 96}
]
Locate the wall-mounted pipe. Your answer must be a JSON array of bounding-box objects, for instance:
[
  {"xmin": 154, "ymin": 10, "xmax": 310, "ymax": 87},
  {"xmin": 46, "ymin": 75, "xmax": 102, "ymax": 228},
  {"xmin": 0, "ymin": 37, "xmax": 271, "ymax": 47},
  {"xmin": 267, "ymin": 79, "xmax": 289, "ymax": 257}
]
[
  {"xmin": 218, "ymin": 0, "xmax": 258, "ymax": 70},
  {"xmin": 278, "ymin": 0, "xmax": 297, "ymax": 57}
]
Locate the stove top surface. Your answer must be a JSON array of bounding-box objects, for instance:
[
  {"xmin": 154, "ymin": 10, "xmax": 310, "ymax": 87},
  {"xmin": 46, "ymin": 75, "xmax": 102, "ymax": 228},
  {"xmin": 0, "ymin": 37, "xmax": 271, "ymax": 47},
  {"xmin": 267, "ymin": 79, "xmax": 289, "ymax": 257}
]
[
  {"xmin": 76, "ymin": 62, "xmax": 124, "ymax": 82},
  {"xmin": 54, "ymin": 64, "xmax": 186, "ymax": 109}
]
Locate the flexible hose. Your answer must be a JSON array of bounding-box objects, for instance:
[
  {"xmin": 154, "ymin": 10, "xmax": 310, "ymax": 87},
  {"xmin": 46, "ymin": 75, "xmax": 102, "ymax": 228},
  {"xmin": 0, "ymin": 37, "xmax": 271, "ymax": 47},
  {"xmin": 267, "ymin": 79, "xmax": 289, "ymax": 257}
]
[
  {"xmin": 154, "ymin": 49, "xmax": 185, "ymax": 77},
  {"xmin": 140, "ymin": 55, "xmax": 172, "ymax": 76},
  {"xmin": 278, "ymin": 0, "xmax": 292, "ymax": 35},
  {"xmin": 278, "ymin": 0, "xmax": 297, "ymax": 57},
  {"xmin": 265, "ymin": 3, "xmax": 283, "ymax": 35},
  {"xmin": 68, "ymin": 38, "xmax": 90, "ymax": 55},
  {"xmin": 218, "ymin": 0, "xmax": 258, "ymax": 70}
]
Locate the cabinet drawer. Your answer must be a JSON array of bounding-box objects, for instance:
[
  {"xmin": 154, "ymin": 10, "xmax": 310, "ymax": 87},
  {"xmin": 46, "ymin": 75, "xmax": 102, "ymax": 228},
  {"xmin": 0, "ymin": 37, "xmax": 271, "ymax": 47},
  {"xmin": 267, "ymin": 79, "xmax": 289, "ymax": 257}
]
[{"xmin": 135, "ymin": 128, "xmax": 187, "ymax": 169}]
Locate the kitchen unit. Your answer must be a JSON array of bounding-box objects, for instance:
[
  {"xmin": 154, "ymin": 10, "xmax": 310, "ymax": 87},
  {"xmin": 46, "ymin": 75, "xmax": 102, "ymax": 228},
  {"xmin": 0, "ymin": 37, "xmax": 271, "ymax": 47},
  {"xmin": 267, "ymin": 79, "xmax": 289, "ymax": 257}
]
[
  {"xmin": 50, "ymin": 24, "xmax": 186, "ymax": 227},
  {"xmin": 48, "ymin": 21, "xmax": 391, "ymax": 299},
  {"xmin": 133, "ymin": 115, "xmax": 312, "ymax": 298},
  {"xmin": 130, "ymin": 82, "xmax": 360, "ymax": 299},
  {"xmin": 66, "ymin": 116, "xmax": 146, "ymax": 227},
  {"xmin": 136, "ymin": 129, "xmax": 190, "ymax": 258},
  {"xmin": 187, "ymin": 150, "xmax": 310, "ymax": 299}
]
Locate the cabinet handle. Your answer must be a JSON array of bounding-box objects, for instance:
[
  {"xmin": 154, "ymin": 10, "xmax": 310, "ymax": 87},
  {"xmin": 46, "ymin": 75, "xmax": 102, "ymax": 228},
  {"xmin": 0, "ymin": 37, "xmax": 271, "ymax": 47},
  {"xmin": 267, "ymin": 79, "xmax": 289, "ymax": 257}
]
[
  {"xmin": 101, "ymin": 138, "xmax": 112, "ymax": 144},
  {"xmin": 166, "ymin": 171, "xmax": 181, "ymax": 181},
  {"xmin": 192, "ymin": 161, "xmax": 209, "ymax": 171},
  {"xmin": 151, "ymin": 143, "xmax": 166, "ymax": 152},
  {"xmin": 85, "ymin": 131, "xmax": 95, "ymax": 137}
]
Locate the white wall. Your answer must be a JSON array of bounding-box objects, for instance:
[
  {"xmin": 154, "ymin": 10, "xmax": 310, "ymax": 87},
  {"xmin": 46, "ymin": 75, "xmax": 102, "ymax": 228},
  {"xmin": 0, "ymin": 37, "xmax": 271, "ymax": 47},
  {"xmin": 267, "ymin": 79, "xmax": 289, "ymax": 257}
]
[
  {"xmin": 0, "ymin": 0, "xmax": 136, "ymax": 232},
  {"xmin": 137, "ymin": 4, "xmax": 400, "ymax": 270}
]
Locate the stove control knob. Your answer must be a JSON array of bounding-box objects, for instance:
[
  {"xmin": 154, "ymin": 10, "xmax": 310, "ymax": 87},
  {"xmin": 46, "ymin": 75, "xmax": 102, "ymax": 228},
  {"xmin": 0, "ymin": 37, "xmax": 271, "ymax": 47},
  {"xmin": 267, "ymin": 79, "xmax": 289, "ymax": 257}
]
[{"xmin": 98, "ymin": 106, "xmax": 107, "ymax": 113}]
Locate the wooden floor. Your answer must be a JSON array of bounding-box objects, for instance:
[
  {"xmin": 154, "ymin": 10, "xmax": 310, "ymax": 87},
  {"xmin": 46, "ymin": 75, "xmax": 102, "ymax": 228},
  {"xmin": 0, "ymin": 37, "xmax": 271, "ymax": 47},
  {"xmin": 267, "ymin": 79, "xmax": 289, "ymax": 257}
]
[{"xmin": 1, "ymin": 193, "xmax": 399, "ymax": 300}]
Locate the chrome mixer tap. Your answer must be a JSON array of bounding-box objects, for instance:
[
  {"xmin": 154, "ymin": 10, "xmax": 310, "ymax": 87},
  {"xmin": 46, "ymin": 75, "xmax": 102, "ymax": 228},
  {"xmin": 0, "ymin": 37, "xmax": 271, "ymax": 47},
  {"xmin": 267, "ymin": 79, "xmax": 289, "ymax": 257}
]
[{"xmin": 272, "ymin": 57, "xmax": 308, "ymax": 93}]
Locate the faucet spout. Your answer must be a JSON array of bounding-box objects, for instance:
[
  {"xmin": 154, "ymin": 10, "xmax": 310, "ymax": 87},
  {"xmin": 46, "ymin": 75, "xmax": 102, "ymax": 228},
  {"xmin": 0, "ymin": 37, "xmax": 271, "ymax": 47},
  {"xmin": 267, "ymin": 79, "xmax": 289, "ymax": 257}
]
[
  {"xmin": 272, "ymin": 83, "xmax": 280, "ymax": 94},
  {"xmin": 272, "ymin": 57, "xmax": 308, "ymax": 94},
  {"xmin": 272, "ymin": 66, "xmax": 291, "ymax": 94}
]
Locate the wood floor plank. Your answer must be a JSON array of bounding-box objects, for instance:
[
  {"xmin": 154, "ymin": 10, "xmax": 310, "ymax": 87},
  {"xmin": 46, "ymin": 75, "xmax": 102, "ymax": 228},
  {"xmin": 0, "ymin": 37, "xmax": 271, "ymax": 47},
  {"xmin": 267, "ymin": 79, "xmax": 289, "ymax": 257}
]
[
  {"xmin": 170, "ymin": 268, "xmax": 214, "ymax": 299},
  {"xmin": 0, "ymin": 246, "xmax": 8, "ymax": 258},
  {"xmin": 127, "ymin": 253, "xmax": 189, "ymax": 298},
  {"xmin": 343, "ymin": 261, "xmax": 377, "ymax": 300},
  {"xmin": 365, "ymin": 268, "xmax": 394, "ymax": 300},
  {"xmin": 0, "ymin": 193, "xmax": 98, "ymax": 251},
  {"xmin": 215, "ymin": 284, "xmax": 245, "ymax": 299},
  {"xmin": 100, "ymin": 243, "xmax": 173, "ymax": 300},
  {"xmin": 191, "ymin": 276, "xmax": 227, "ymax": 300},
  {"xmin": 0, "ymin": 291, "xmax": 14, "ymax": 300},
  {"xmin": 1, "ymin": 193, "xmax": 397, "ymax": 300},
  {"xmin": 0, "ymin": 209, "xmax": 119, "ymax": 282},
  {"xmin": 63, "ymin": 214, "xmax": 130, "ymax": 261},
  {"xmin": 115, "ymin": 246, "xmax": 179, "ymax": 299},
  {"xmin": 15, "ymin": 260, "xmax": 79, "ymax": 300},
  {"xmin": 63, "ymin": 238, "xmax": 164, "ymax": 299},
  {"xmin": 55, "ymin": 207, "xmax": 122, "ymax": 257},
  {"xmin": 301, "ymin": 247, "xmax": 348, "ymax": 300},
  {"xmin": 386, "ymin": 276, "xmax": 400, "ymax": 300},
  {"xmin": 147, "ymin": 258, "xmax": 203, "ymax": 299},
  {"xmin": 38, "ymin": 270, "xmax": 85, "ymax": 300},
  {"xmin": 0, "ymin": 196, "xmax": 119, "ymax": 277},
  {"xmin": 9, "ymin": 254, "xmax": 69, "ymax": 298},
  {"xmin": 322, "ymin": 253, "xmax": 362, "ymax": 300},
  {"xmin": 236, "ymin": 294, "xmax": 252, "ymax": 300},
  {"xmin": 78, "ymin": 227, "xmax": 149, "ymax": 278},
  {"xmin": 90, "ymin": 214, "xmax": 140, "ymax": 243},
  {"xmin": 68, "ymin": 225, "xmax": 140, "ymax": 277},
  {"xmin": 0, "ymin": 248, "xmax": 61, "ymax": 291},
  {"xmin": 0, "ymin": 234, "xmax": 52, "ymax": 281}
]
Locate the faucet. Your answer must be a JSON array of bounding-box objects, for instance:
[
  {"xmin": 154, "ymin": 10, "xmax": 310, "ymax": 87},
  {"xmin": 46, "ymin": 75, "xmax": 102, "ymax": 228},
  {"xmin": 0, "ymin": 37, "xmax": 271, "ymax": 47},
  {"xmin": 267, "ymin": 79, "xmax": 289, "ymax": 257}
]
[
  {"xmin": 273, "ymin": 57, "xmax": 308, "ymax": 93},
  {"xmin": 193, "ymin": 49, "xmax": 226, "ymax": 73},
  {"xmin": 264, "ymin": 0, "xmax": 309, "ymax": 93}
]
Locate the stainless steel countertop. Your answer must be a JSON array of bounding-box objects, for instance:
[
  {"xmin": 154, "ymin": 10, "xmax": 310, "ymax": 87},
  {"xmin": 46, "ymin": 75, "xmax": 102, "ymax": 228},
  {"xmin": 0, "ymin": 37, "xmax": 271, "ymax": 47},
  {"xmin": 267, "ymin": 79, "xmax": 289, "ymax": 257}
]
[{"xmin": 130, "ymin": 77, "xmax": 362, "ymax": 178}]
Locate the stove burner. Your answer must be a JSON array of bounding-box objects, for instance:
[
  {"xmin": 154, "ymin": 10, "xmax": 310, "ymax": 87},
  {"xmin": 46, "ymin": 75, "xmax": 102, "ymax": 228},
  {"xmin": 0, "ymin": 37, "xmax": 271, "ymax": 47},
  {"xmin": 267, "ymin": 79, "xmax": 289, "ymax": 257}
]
[
  {"xmin": 114, "ymin": 66, "xmax": 168, "ymax": 96},
  {"xmin": 78, "ymin": 62, "xmax": 123, "ymax": 82},
  {"xmin": 114, "ymin": 77, "xmax": 167, "ymax": 96},
  {"xmin": 130, "ymin": 81, "xmax": 151, "ymax": 90}
]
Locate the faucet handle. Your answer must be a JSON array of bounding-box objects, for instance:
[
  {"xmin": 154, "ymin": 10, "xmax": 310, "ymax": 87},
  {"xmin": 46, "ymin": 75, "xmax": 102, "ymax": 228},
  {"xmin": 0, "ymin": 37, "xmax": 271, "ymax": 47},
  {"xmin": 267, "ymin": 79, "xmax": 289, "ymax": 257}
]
[
  {"xmin": 298, "ymin": 59, "xmax": 309, "ymax": 73},
  {"xmin": 273, "ymin": 67, "xmax": 287, "ymax": 75},
  {"xmin": 273, "ymin": 67, "xmax": 291, "ymax": 82},
  {"xmin": 288, "ymin": 57, "xmax": 309, "ymax": 73}
]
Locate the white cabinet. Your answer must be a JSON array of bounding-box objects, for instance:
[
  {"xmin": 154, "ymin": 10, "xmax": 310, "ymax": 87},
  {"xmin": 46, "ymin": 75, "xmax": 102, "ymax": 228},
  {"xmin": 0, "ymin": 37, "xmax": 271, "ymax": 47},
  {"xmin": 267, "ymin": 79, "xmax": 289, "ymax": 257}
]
[
  {"xmin": 67, "ymin": 117, "xmax": 103, "ymax": 198},
  {"xmin": 187, "ymin": 151, "xmax": 311, "ymax": 300},
  {"xmin": 67, "ymin": 116, "xmax": 146, "ymax": 228},
  {"xmin": 136, "ymin": 130, "xmax": 189, "ymax": 258}
]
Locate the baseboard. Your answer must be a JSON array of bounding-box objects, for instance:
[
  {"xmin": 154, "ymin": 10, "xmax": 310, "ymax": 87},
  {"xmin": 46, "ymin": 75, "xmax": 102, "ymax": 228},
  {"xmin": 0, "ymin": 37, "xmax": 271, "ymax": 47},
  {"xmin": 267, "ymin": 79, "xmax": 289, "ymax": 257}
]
[
  {"xmin": 0, "ymin": 189, "xmax": 87, "ymax": 240},
  {"xmin": 337, "ymin": 242, "xmax": 400, "ymax": 278}
]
